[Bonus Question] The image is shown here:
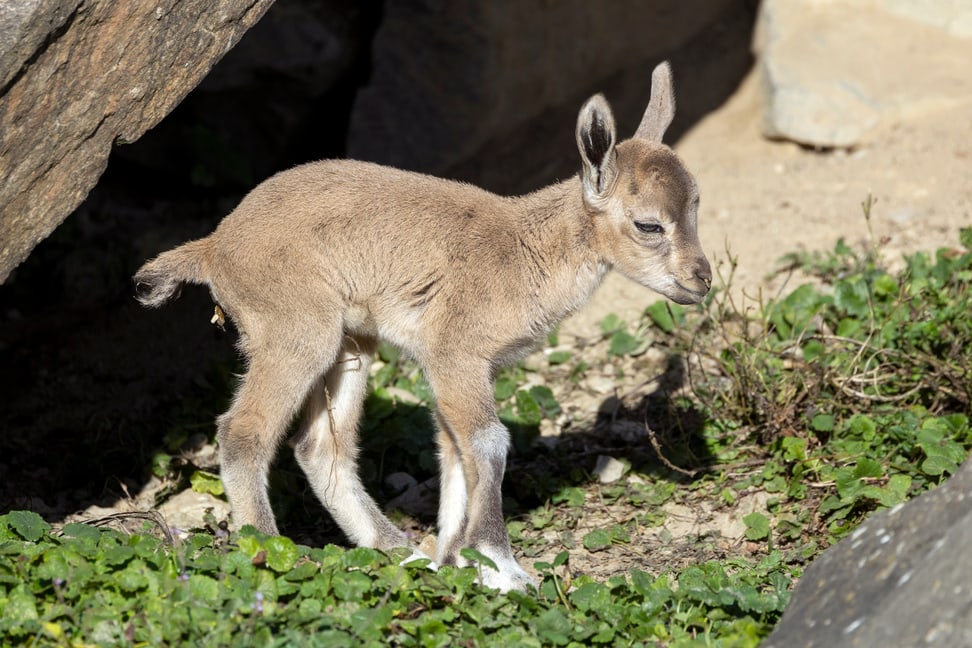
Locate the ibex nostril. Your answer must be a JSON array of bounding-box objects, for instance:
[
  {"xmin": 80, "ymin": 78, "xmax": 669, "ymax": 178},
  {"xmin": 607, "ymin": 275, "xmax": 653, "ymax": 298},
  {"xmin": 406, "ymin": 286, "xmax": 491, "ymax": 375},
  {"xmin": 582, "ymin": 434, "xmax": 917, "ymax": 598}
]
[{"xmin": 695, "ymin": 259, "xmax": 712, "ymax": 289}]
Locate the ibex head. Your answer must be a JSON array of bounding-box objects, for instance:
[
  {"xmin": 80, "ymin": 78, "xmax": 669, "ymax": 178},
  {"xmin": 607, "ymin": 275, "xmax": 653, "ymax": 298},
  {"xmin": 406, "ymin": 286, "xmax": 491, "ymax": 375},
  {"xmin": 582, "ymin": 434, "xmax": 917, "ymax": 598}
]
[{"xmin": 576, "ymin": 62, "xmax": 711, "ymax": 305}]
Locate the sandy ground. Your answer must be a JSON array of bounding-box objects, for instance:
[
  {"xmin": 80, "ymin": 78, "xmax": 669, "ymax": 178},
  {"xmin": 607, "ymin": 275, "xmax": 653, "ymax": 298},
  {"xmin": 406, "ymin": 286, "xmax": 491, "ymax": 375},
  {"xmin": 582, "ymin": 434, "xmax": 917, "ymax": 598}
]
[{"xmin": 564, "ymin": 69, "xmax": 972, "ymax": 337}]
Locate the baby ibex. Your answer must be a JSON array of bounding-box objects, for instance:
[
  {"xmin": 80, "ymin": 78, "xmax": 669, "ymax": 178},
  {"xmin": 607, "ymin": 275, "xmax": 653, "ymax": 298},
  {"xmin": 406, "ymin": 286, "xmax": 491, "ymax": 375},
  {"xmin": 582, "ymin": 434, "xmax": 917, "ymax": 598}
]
[{"xmin": 135, "ymin": 62, "xmax": 710, "ymax": 592}]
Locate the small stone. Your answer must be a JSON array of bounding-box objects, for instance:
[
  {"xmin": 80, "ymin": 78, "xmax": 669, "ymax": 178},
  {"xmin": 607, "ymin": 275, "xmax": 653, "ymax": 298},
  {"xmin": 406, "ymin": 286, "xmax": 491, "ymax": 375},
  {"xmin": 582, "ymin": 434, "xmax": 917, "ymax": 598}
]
[
  {"xmin": 593, "ymin": 455, "xmax": 627, "ymax": 484},
  {"xmin": 520, "ymin": 354, "xmax": 544, "ymax": 373},
  {"xmin": 385, "ymin": 471, "xmax": 418, "ymax": 494},
  {"xmin": 416, "ymin": 534, "xmax": 437, "ymax": 560},
  {"xmin": 586, "ymin": 375, "xmax": 616, "ymax": 395},
  {"xmin": 386, "ymin": 477, "xmax": 438, "ymax": 517},
  {"xmin": 711, "ymin": 491, "xmax": 772, "ymax": 540},
  {"xmin": 539, "ymin": 418, "xmax": 560, "ymax": 438},
  {"xmin": 384, "ymin": 386, "xmax": 421, "ymax": 405},
  {"xmin": 159, "ymin": 490, "xmax": 231, "ymax": 533}
]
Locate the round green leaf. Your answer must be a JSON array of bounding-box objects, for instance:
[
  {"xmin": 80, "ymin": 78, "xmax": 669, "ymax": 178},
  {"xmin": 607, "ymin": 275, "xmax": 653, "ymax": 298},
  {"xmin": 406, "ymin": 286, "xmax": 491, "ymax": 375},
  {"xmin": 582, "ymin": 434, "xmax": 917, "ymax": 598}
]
[
  {"xmin": 743, "ymin": 512, "xmax": 770, "ymax": 541},
  {"xmin": 582, "ymin": 529, "xmax": 612, "ymax": 552},
  {"xmin": 7, "ymin": 510, "xmax": 50, "ymax": 542},
  {"xmin": 189, "ymin": 470, "xmax": 225, "ymax": 496},
  {"xmin": 264, "ymin": 536, "xmax": 299, "ymax": 572}
]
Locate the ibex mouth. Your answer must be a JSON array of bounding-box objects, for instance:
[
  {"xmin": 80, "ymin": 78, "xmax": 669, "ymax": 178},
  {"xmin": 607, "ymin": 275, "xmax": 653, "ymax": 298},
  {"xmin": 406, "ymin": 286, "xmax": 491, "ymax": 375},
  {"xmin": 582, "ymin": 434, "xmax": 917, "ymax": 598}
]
[{"xmin": 667, "ymin": 283, "xmax": 710, "ymax": 305}]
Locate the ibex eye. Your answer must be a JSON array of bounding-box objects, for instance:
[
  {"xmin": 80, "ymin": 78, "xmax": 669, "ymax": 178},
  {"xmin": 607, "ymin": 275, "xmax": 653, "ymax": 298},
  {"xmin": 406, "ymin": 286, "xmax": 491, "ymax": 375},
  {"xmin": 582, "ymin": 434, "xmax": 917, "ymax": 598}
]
[{"xmin": 635, "ymin": 222, "xmax": 663, "ymax": 235}]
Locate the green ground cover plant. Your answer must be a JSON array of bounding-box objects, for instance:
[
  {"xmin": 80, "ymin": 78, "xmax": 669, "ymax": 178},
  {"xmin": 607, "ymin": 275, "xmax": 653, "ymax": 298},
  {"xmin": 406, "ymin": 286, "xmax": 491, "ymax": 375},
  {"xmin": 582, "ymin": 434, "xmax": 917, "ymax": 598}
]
[
  {"xmin": 688, "ymin": 222, "xmax": 972, "ymax": 542},
  {"xmin": 2, "ymin": 221, "xmax": 970, "ymax": 646},
  {"xmin": 0, "ymin": 512, "xmax": 790, "ymax": 647}
]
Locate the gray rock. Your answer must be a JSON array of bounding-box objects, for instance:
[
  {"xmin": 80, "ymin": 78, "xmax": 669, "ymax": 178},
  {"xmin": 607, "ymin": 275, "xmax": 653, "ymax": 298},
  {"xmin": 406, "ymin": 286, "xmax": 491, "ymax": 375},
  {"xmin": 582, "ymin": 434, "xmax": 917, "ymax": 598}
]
[
  {"xmin": 878, "ymin": 0, "xmax": 972, "ymax": 37},
  {"xmin": 763, "ymin": 454, "xmax": 972, "ymax": 647},
  {"xmin": 385, "ymin": 471, "xmax": 419, "ymax": 495},
  {"xmin": 158, "ymin": 490, "xmax": 232, "ymax": 536},
  {"xmin": 347, "ymin": 0, "xmax": 735, "ymax": 174},
  {"xmin": 593, "ymin": 455, "xmax": 627, "ymax": 484},
  {"xmin": 386, "ymin": 477, "xmax": 439, "ymax": 518},
  {"xmin": 0, "ymin": 0, "xmax": 274, "ymax": 283},
  {"xmin": 0, "ymin": 0, "xmax": 79, "ymax": 91},
  {"xmin": 755, "ymin": 0, "xmax": 972, "ymax": 147}
]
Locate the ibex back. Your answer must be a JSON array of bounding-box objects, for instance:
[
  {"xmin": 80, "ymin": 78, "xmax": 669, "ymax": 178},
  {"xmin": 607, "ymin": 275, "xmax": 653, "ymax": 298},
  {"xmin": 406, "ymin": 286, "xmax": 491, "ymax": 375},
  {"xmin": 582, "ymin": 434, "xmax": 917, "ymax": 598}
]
[{"xmin": 135, "ymin": 62, "xmax": 710, "ymax": 592}]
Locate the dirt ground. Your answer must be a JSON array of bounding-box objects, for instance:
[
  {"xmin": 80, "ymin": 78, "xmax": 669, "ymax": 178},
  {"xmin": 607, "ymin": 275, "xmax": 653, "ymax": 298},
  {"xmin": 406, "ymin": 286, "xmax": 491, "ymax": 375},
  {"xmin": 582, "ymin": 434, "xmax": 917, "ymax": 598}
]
[{"xmin": 564, "ymin": 67, "xmax": 972, "ymax": 338}]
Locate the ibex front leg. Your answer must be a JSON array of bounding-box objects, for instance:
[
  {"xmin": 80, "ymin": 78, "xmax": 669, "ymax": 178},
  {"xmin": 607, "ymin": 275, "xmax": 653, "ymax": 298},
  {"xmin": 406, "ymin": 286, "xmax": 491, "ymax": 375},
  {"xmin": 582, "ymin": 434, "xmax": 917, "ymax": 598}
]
[{"xmin": 430, "ymin": 368, "xmax": 534, "ymax": 592}]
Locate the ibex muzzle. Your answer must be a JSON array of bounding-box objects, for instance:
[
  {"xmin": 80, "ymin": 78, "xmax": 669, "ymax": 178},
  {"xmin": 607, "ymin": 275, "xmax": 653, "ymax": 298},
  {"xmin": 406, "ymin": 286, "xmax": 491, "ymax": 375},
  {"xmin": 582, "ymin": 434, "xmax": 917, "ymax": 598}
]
[{"xmin": 135, "ymin": 61, "xmax": 709, "ymax": 592}]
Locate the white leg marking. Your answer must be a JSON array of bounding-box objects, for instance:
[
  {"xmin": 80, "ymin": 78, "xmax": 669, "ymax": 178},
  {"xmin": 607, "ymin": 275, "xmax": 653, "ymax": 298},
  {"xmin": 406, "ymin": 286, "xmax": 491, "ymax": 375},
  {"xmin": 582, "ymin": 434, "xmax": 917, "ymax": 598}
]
[
  {"xmin": 436, "ymin": 460, "xmax": 467, "ymax": 559},
  {"xmin": 464, "ymin": 544, "xmax": 535, "ymax": 593},
  {"xmin": 472, "ymin": 421, "xmax": 512, "ymax": 462}
]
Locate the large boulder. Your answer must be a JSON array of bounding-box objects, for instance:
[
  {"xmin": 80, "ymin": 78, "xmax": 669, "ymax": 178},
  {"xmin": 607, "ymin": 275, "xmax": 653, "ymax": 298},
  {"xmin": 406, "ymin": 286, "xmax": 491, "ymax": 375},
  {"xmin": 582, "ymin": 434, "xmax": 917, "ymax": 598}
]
[
  {"xmin": 0, "ymin": 0, "xmax": 274, "ymax": 283},
  {"xmin": 764, "ymin": 454, "xmax": 972, "ymax": 647},
  {"xmin": 348, "ymin": 0, "xmax": 736, "ymax": 175},
  {"xmin": 755, "ymin": 0, "xmax": 972, "ymax": 147}
]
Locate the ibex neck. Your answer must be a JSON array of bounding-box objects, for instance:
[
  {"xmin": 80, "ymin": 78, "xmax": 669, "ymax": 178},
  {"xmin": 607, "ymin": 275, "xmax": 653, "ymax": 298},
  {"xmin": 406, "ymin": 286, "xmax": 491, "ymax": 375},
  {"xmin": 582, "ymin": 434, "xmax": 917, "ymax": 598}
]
[{"xmin": 510, "ymin": 177, "xmax": 609, "ymax": 325}]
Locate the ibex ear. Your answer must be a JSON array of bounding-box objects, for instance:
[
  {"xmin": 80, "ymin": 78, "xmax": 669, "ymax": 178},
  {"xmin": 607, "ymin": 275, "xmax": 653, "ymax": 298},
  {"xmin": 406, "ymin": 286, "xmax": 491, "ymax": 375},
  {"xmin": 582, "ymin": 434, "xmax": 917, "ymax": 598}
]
[
  {"xmin": 634, "ymin": 61, "xmax": 676, "ymax": 143},
  {"xmin": 576, "ymin": 94, "xmax": 618, "ymax": 201}
]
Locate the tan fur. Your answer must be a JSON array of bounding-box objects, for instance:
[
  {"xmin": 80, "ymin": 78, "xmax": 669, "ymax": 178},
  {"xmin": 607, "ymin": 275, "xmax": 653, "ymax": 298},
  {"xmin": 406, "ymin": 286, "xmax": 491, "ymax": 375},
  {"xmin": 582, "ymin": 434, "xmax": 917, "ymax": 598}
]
[{"xmin": 134, "ymin": 62, "xmax": 710, "ymax": 592}]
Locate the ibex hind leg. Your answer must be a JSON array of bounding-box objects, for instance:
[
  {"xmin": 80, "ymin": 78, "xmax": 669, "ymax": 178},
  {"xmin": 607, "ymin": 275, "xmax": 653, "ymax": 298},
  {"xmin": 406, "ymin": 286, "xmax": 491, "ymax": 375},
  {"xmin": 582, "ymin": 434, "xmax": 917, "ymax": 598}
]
[
  {"xmin": 217, "ymin": 333, "xmax": 337, "ymax": 536},
  {"xmin": 292, "ymin": 336, "xmax": 410, "ymax": 551}
]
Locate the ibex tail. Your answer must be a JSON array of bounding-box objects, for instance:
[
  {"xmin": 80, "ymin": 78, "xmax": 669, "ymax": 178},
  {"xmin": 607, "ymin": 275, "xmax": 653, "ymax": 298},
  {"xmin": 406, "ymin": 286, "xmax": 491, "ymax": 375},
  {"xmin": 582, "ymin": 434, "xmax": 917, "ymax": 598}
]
[{"xmin": 134, "ymin": 238, "xmax": 210, "ymax": 308}]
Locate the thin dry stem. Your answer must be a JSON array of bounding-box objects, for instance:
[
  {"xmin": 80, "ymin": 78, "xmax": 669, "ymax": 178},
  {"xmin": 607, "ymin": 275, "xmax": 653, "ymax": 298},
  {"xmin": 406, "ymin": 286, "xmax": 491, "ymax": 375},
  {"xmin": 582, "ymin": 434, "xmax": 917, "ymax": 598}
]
[{"xmin": 644, "ymin": 419, "xmax": 698, "ymax": 477}]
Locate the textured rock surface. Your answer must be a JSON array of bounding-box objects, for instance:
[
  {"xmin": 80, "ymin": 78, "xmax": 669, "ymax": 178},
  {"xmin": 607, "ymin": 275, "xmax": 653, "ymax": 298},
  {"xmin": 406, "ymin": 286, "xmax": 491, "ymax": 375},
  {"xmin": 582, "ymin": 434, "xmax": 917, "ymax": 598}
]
[
  {"xmin": 158, "ymin": 489, "xmax": 232, "ymax": 536},
  {"xmin": 764, "ymin": 455, "xmax": 972, "ymax": 647},
  {"xmin": 755, "ymin": 0, "xmax": 972, "ymax": 147},
  {"xmin": 348, "ymin": 0, "xmax": 735, "ymax": 174},
  {"xmin": 879, "ymin": 0, "xmax": 972, "ymax": 36},
  {"xmin": 0, "ymin": 0, "xmax": 274, "ymax": 283}
]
